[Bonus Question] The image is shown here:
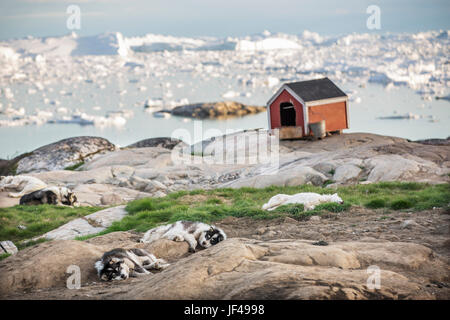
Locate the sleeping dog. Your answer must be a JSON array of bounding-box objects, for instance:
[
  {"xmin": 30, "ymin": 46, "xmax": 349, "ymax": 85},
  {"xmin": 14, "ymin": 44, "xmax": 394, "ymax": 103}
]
[
  {"xmin": 140, "ymin": 221, "xmax": 227, "ymax": 252},
  {"xmin": 95, "ymin": 248, "xmax": 170, "ymax": 281},
  {"xmin": 19, "ymin": 186, "xmax": 77, "ymax": 206}
]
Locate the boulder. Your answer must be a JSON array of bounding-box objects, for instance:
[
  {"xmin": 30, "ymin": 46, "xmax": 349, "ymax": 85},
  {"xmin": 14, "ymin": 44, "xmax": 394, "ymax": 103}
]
[
  {"xmin": 333, "ymin": 164, "xmax": 362, "ymax": 183},
  {"xmin": 72, "ymin": 184, "xmax": 150, "ymax": 206},
  {"xmin": 83, "ymin": 147, "xmax": 172, "ymax": 171},
  {"xmin": 127, "ymin": 137, "xmax": 186, "ymax": 150},
  {"xmin": 30, "ymin": 206, "xmax": 127, "ymax": 241},
  {"xmin": 226, "ymin": 167, "xmax": 326, "ymax": 188},
  {"xmin": 15, "ymin": 137, "xmax": 115, "ymax": 174},
  {"xmin": 365, "ymin": 154, "xmax": 441, "ymax": 182},
  {"xmin": 33, "ymin": 218, "xmax": 105, "ymax": 241},
  {"xmin": 0, "ymin": 241, "xmax": 18, "ymax": 255},
  {"xmin": 313, "ymin": 162, "xmax": 337, "ymax": 175},
  {"xmin": 100, "ymin": 193, "xmax": 124, "ymax": 205}
]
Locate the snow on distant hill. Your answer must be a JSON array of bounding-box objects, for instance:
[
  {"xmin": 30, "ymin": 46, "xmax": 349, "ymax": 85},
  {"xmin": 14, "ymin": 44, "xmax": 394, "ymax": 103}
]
[{"xmin": 3, "ymin": 32, "xmax": 129, "ymax": 57}]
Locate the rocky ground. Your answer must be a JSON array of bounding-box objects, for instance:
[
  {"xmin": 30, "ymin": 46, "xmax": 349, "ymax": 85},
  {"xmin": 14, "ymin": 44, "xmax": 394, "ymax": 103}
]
[
  {"xmin": 1, "ymin": 206, "xmax": 448, "ymax": 299},
  {"xmin": 0, "ymin": 132, "xmax": 448, "ymax": 299},
  {"xmin": 1, "ymin": 132, "xmax": 448, "ymax": 208}
]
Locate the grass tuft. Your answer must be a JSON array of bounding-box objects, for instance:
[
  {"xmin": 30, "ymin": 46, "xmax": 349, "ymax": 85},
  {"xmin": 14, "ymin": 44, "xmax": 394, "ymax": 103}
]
[
  {"xmin": 365, "ymin": 198, "xmax": 387, "ymax": 209},
  {"xmin": 0, "ymin": 253, "xmax": 11, "ymax": 261},
  {"xmin": 0, "ymin": 205, "xmax": 101, "ymax": 246},
  {"xmin": 64, "ymin": 161, "xmax": 85, "ymax": 171}
]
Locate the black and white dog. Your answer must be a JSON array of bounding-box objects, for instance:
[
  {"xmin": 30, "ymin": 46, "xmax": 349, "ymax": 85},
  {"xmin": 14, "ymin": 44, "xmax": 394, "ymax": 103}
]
[
  {"xmin": 95, "ymin": 248, "xmax": 169, "ymax": 281},
  {"xmin": 140, "ymin": 221, "xmax": 227, "ymax": 252},
  {"xmin": 19, "ymin": 186, "xmax": 77, "ymax": 206}
]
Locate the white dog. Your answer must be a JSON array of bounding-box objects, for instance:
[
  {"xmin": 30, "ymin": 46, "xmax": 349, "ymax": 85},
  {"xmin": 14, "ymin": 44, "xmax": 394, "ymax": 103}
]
[
  {"xmin": 262, "ymin": 192, "xmax": 344, "ymax": 211},
  {"xmin": 0, "ymin": 175, "xmax": 47, "ymax": 198}
]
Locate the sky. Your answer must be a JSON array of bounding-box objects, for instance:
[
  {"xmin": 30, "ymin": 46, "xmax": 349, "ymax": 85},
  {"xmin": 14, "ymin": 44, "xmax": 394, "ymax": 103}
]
[{"xmin": 0, "ymin": 0, "xmax": 449, "ymax": 40}]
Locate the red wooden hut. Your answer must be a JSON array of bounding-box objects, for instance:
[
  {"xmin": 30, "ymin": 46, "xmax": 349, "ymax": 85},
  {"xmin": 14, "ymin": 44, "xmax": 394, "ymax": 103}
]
[{"xmin": 267, "ymin": 77, "xmax": 349, "ymax": 139}]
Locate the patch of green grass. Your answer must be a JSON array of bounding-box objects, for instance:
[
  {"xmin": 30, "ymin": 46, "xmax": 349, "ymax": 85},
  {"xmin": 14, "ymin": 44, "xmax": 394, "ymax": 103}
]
[
  {"xmin": 96, "ymin": 182, "xmax": 449, "ymax": 236},
  {"xmin": 64, "ymin": 161, "xmax": 85, "ymax": 171},
  {"xmin": 0, "ymin": 253, "xmax": 11, "ymax": 261},
  {"xmin": 314, "ymin": 202, "xmax": 351, "ymax": 213},
  {"xmin": 0, "ymin": 205, "xmax": 101, "ymax": 246},
  {"xmin": 274, "ymin": 204, "xmax": 305, "ymax": 215},
  {"xmin": 17, "ymin": 238, "xmax": 49, "ymax": 250},
  {"xmin": 365, "ymin": 198, "xmax": 387, "ymax": 209},
  {"xmin": 2, "ymin": 182, "xmax": 447, "ymax": 249},
  {"xmin": 390, "ymin": 199, "xmax": 415, "ymax": 210}
]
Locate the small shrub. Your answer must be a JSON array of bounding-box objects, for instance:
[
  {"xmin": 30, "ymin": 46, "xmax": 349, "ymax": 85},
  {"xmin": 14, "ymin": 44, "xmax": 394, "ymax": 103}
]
[
  {"xmin": 274, "ymin": 204, "xmax": 305, "ymax": 215},
  {"xmin": 365, "ymin": 198, "xmax": 387, "ymax": 209},
  {"xmin": 390, "ymin": 199, "xmax": 414, "ymax": 210},
  {"xmin": 315, "ymin": 202, "xmax": 351, "ymax": 213}
]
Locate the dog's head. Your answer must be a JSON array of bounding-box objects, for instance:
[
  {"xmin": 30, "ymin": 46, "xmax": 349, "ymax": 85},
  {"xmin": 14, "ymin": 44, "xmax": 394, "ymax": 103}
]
[
  {"xmin": 198, "ymin": 226, "xmax": 227, "ymax": 248},
  {"xmin": 95, "ymin": 257, "xmax": 130, "ymax": 281},
  {"xmin": 330, "ymin": 193, "xmax": 344, "ymax": 204},
  {"xmin": 60, "ymin": 187, "xmax": 77, "ymax": 205}
]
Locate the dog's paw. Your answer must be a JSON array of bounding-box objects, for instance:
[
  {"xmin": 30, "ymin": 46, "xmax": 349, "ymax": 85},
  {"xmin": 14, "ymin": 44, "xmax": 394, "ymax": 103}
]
[
  {"xmin": 172, "ymin": 235, "xmax": 184, "ymax": 242},
  {"xmin": 154, "ymin": 261, "xmax": 170, "ymax": 270}
]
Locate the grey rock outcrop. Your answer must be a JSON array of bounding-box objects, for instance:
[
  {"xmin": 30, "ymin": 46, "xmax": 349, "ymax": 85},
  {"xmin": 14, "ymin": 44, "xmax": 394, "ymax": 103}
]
[
  {"xmin": 171, "ymin": 101, "xmax": 266, "ymax": 119},
  {"xmin": 126, "ymin": 137, "xmax": 186, "ymax": 150},
  {"xmin": 16, "ymin": 136, "xmax": 116, "ymax": 174},
  {"xmin": 1, "ymin": 236, "xmax": 446, "ymax": 299},
  {"xmin": 8, "ymin": 132, "xmax": 446, "ymax": 208},
  {"xmin": 31, "ymin": 206, "xmax": 128, "ymax": 241}
]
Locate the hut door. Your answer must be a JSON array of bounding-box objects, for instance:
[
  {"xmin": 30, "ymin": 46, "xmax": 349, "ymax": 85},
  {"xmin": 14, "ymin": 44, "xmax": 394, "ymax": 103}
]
[{"xmin": 280, "ymin": 102, "xmax": 296, "ymax": 126}]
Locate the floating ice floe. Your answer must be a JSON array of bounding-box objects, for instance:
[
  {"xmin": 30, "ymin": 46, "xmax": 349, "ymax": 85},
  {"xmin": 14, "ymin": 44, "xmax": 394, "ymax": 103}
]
[
  {"xmin": 2, "ymin": 88, "xmax": 14, "ymax": 100},
  {"xmin": 378, "ymin": 112, "xmax": 421, "ymax": 120},
  {"xmin": 153, "ymin": 111, "xmax": 171, "ymax": 119}
]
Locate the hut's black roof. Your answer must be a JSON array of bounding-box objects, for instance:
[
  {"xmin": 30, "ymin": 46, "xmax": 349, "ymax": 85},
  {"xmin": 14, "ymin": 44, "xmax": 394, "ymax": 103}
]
[{"xmin": 285, "ymin": 77, "xmax": 347, "ymax": 102}]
